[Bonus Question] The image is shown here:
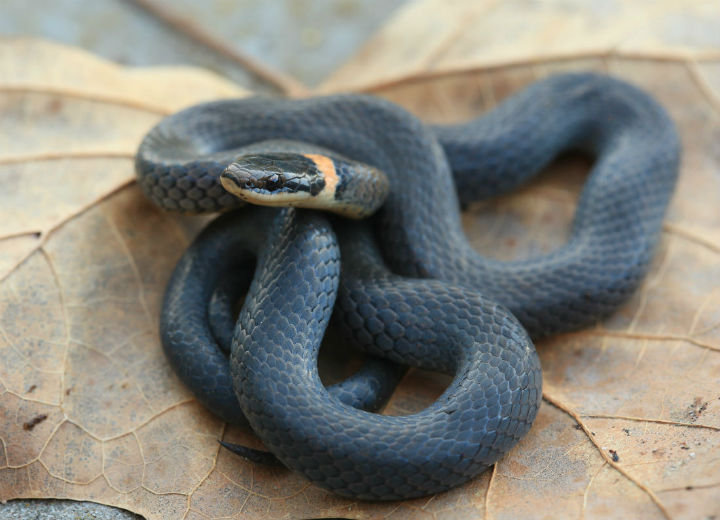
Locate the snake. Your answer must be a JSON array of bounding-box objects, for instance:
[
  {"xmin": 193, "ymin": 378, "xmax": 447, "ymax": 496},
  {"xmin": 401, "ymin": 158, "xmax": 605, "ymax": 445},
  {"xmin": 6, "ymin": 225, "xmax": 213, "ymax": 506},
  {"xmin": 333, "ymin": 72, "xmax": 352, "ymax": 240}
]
[{"xmin": 135, "ymin": 73, "xmax": 680, "ymax": 500}]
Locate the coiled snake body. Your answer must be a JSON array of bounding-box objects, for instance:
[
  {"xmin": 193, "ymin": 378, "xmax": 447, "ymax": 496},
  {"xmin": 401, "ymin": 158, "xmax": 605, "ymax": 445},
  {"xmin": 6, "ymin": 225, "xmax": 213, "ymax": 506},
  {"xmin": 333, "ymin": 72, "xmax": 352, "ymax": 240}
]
[{"xmin": 135, "ymin": 73, "xmax": 679, "ymax": 500}]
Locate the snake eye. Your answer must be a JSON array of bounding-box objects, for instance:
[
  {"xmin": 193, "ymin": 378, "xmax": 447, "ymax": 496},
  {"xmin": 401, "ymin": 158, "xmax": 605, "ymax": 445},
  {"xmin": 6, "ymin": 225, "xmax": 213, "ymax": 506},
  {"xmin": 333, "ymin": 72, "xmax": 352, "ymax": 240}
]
[{"xmin": 264, "ymin": 173, "xmax": 282, "ymax": 190}]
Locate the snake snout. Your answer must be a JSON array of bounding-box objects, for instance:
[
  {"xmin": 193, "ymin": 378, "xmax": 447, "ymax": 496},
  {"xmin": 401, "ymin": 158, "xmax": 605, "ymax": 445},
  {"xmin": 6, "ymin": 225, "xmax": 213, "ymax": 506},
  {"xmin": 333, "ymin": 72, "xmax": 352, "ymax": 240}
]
[{"xmin": 222, "ymin": 161, "xmax": 283, "ymax": 192}]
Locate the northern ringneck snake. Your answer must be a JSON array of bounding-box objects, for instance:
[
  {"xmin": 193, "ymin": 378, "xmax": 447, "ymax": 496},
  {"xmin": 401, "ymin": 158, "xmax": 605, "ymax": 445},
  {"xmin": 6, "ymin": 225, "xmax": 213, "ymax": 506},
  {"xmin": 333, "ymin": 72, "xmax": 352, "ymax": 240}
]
[{"xmin": 135, "ymin": 73, "xmax": 679, "ymax": 500}]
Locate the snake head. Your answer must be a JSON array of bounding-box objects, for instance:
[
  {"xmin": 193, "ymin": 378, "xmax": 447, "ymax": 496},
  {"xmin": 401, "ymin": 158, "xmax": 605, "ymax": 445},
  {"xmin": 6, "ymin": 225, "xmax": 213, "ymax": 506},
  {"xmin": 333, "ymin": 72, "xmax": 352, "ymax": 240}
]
[
  {"xmin": 221, "ymin": 151, "xmax": 389, "ymax": 219},
  {"xmin": 221, "ymin": 152, "xmax": 331, "ymax": 205}
]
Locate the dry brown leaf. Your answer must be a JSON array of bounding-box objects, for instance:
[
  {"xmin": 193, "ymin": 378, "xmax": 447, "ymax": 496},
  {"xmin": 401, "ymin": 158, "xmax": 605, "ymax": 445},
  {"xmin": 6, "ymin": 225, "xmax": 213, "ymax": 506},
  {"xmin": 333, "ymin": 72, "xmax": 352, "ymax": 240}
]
[
  {"xmin": 321, "ymin": 0, "xmax": 720, "ymax": 94},
  {"xmin": 0, "ymin": 38, "xmax": 245, "ymax": 281},
  {"xmin": 1, "ymin": 5, "xmax": 720, "ymax": 518}
]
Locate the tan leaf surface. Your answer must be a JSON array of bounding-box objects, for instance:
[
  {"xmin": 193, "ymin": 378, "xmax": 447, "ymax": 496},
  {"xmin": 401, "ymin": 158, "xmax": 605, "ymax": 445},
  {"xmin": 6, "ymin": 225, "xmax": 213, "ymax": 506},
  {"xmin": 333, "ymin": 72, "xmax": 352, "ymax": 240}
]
[
  {"xmin": 321, "ymin": 0, "xmax": 720, "ymax": 94},
  {"xmin": 0, "ymin": 38, "xmax": 245, "ymax": 282},
  {"xmin": 1, "ymin": 5, "xmax": 719, "ymax": 519}
]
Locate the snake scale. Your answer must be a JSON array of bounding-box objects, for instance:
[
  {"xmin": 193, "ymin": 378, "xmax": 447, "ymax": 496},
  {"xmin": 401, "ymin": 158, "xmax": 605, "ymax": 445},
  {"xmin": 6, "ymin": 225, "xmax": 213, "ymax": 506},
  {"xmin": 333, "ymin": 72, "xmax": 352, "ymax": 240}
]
[{"xmin": 135, "ymin": 73, "xmax": 680, "ymax": 500}]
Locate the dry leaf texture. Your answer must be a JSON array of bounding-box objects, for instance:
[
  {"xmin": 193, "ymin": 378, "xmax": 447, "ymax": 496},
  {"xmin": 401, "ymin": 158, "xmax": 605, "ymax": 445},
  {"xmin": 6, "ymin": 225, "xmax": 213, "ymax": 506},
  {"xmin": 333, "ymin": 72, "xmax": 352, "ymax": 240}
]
[{"xmin": 1, "ymin": 4, "xmax": 720, "ymax": 517}]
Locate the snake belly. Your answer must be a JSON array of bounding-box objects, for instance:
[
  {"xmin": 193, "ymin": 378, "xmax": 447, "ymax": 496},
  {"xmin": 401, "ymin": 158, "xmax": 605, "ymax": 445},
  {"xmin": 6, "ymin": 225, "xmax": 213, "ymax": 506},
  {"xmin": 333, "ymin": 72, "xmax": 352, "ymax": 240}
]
[{"xmin": 135, "ymin": 73, "xmax": 680, "ymax": 499}]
